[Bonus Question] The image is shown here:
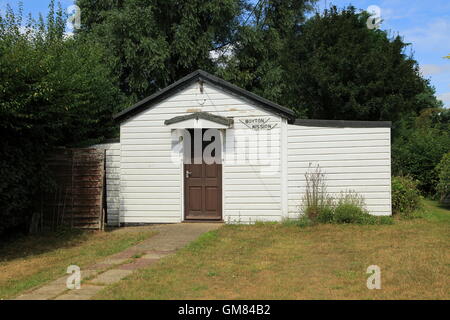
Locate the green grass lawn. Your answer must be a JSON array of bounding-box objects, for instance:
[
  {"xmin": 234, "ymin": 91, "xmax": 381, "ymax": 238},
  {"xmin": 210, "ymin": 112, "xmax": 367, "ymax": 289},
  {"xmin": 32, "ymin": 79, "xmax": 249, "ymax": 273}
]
[
  {"xmin": 95, "ymin": 201, "xmax": 449, "ymax": 300},
  {"xmin": 422, "ymin": 200, "xmax": 450, "ymax": 223},
  {"xmin": 0, "ymin": 227, "xmax": 156, "ymax": 299}
]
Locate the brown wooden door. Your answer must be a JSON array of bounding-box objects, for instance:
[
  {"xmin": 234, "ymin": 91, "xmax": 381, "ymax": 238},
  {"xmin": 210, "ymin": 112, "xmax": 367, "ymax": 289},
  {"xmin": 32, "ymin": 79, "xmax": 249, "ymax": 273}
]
[{"xmin": 184, "ymin": 129, "xmax": 222, "ymax": 220}]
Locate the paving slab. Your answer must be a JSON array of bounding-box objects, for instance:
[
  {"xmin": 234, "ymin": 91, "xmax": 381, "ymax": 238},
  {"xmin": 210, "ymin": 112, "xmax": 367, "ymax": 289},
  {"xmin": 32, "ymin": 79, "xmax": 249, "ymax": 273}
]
[
  {"xmin": 97, "ymin": 257, "xmax": 129, "ymax": 265},
  {"xmin": 13, "ymin": 222, "xmax": 222, "ymax": 300},
  {"xmin": 87, "ymin": 258, "xmax": 130, "ymax": 271},
  {"xmin": 141, "ymin": 252, "xmax": 169, "ymax": 259},
  {"xmin": 15, "ymin": 293, "xmax": 51, "ymax": 300},
  {"xmin": 31, "ymin": 284, "xmax": 65, "ymax": 295},
  {"xmin": 81, "ymin": 270, "xmax": 101, "ymax": 281},
  {"xmin": 14, "ymin": 269, "xmax": 102, "ymax": 300},
  {"xmin": 89, "ymin": 269, "xmax": 133, "ymax": 285},
  {"xmin": 54, "ymin": 285, "xmax": 104, "ymax": 300},
  {"xmin": 117, "ymin": 258, "xmax": 158, "ymax": 270},
  {"xmin": 109, "ymin": 248, "xmax": 143, "ymax": 259}
]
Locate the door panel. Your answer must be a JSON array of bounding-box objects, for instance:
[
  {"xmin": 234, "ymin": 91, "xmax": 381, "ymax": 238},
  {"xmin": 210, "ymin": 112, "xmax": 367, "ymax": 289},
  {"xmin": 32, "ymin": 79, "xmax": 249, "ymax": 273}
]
[
  {"xmin": 188, "ymin": 187, "xmax": 202, "ymax": 211},
  {"xmin": 184, "ymin": 129, "xmax": 222, "ymax": 220},
  {"xmin": 205, "ymin": 187, "xmax": 218, "ymax": 211}
]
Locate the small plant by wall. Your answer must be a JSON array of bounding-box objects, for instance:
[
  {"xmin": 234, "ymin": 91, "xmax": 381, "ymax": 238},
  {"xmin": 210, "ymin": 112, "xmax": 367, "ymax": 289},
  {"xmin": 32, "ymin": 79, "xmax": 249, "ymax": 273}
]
[
  {"xmin": 293, "ymin": 164, "xmax": 394, "ymax": 226},
  {"xmin": 302, "ymin": 164, "xmax": 334, "ymax": 222},
  {"xmin": 333, "ymin": 191, "xmax": 368, "ymax": 224},
  {"xmin": 333, "ymin": 191, "xmax": 392, "ymax": 225}
]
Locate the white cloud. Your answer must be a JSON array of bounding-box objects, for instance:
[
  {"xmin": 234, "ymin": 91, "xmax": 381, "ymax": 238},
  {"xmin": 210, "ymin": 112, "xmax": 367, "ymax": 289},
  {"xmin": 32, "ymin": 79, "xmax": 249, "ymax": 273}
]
[
  {"xmin": 437, "ymin": 92, "xmax": 450, "ymax": 108},
  {"xmin": 402, "ymin": 18, "xmax": 450, "ymax": 54},
  {"xmin": 420, "ymin": 64, "xmax": 450, "ymax": 76},
  {"xmin": 379, "ymin": 5, "xmax": 417, "ymax": 22}
]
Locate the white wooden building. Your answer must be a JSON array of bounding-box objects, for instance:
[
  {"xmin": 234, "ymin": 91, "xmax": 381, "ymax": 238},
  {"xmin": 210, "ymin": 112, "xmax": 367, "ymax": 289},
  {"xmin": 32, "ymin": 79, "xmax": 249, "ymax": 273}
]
[{"xmin": 95, "ymin": 70, "xmax": 392, "ymax": 226}]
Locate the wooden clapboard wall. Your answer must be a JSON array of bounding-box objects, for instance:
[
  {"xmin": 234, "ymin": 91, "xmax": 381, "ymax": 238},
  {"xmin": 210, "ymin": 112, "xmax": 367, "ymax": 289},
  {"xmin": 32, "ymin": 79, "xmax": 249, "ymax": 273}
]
[{"xmin": 43, "ymin": 148, "xmax": 105, "ymax": 230}]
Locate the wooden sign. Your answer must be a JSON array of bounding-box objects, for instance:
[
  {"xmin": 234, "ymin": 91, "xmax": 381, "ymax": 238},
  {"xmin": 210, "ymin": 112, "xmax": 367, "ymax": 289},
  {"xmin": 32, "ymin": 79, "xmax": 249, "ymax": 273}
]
[{"xmin": 239, "ymin": 118, "xmax": 277, "ymax": 130}]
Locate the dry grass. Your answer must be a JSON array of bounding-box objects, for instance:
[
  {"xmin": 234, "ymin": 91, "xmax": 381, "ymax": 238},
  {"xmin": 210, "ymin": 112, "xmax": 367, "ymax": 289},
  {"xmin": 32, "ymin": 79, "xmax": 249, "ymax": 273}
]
[
  {"xmin": 0, "ymin": 226, "xmax": 156, "ymax": 299},
  {"xmin": 95, "ymin": 201, "xmax": 449, "ymax": 300}
]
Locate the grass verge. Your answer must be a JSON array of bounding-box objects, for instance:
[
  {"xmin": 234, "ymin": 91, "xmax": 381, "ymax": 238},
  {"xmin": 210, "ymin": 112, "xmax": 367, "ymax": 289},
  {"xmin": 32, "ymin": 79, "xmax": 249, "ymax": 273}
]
[
  {"xmin": 0, "ymin": 227, "xmax": 155, "ymax": 299},
  {"xmin": 95, "ymin": 201, "xmax": 449, "ymax": 300}
]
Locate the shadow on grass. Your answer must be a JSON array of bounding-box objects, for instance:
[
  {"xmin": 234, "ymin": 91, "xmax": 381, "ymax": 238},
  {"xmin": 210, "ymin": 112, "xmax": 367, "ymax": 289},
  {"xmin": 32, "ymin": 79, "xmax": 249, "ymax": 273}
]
[
  {"xmin": 435, "ymin": 202, "xmax": 450, "ymax": 210},
  {"xmin": 0, "ymin": 227, "xmax": 117, "ymax": 263},
  {"xmin": 422, "ymin": 200, "xmax": 450, "ymax": 223}
]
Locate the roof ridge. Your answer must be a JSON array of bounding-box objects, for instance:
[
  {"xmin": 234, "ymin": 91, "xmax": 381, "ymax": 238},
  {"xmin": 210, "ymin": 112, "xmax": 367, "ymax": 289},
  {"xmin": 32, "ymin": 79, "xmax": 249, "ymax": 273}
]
[{"xmin": 114, "ymin": 70, "xmax": 296, "ymax": 123}]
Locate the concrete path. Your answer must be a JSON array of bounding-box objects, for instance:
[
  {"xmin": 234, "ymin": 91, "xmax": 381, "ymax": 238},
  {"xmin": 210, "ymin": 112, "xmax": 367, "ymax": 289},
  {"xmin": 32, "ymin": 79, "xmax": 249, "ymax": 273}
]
[{"xmin": 14, "ymin": 223, "xmax": 221, "ymax": 300}]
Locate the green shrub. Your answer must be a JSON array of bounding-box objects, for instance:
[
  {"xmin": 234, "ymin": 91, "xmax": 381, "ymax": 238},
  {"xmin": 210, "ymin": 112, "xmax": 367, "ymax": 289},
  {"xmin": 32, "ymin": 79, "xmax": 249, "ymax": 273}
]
[
  {"xmin": 317, "ymin": 206, "xmax": 334, "ymax": 223},
  {"xmin": 334, "ymin": 203, "xmax": 367, "ymax": 224},
  {"xmin": 333, "ymin": 203, "xmax": 393, "ymax": 225},
  {"xmin": 435, "ymin": 153, "xmax": 450, "ymax": 205},
  {"xmin": 391, "ymin": 176, "xmax": 422, "ymax": 214},
  {"xmin": 300, "ymin": 166, "xmax": 396, "ymax": 226},
  {"xmin": 335, "ymin": 191, "xmax": 366, "ymax": 208},
  {"xmin": 392, "ymin": 110, "xmax": 450, "ymax": 195},
  {"xmin": 331, "ymin": 191, "xmax": 394, "ymax": 225},
  {"xmin": 0, "ymin": 5, "xmax": 123, "ymax": 236},
  {"xmin": 333, "ymin": 191, "xmax": 368, "ymax": 224},
  {"xmin": 398, "ymin": 208, "xmax": 425, "ymax": 220}
]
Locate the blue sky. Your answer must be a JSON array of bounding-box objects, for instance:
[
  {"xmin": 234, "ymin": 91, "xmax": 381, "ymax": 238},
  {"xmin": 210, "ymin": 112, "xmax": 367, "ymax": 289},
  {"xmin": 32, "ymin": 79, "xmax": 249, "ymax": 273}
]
[{"xmin": 1, "ymin": 0, "xmax": 449, "ymax": 107}]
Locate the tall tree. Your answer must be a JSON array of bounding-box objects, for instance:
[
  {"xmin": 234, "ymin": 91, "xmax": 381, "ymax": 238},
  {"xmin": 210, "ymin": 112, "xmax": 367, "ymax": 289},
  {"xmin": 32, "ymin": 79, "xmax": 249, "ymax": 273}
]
[
  {"xmin": 76, "ymin": 0, "xmax": 245, "ymax": 101},
  {"xmin": 0, "ymin": 1, "xmax": 123, "ymax": 234},
  {"xmin": 217, "ymin": 0, "xmax": 318, "ymax": 103},
  {"xmin": 283, "ymin": 6, "xmax": 441, "ymax": 121}
]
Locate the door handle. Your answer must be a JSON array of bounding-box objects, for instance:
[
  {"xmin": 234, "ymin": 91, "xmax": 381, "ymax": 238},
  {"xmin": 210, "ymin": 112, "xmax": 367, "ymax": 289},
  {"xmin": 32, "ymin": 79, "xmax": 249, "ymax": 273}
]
[{"xmin": 185, "ymin": 170, "xmax": 192, "ymax": 179}]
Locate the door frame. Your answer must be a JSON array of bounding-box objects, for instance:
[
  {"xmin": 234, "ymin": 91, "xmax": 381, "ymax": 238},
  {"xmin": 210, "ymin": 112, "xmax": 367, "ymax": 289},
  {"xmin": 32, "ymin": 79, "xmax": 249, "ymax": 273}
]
[{"xmin": 181, "ymin": 129, "xmax": 224, "ymax": 222}]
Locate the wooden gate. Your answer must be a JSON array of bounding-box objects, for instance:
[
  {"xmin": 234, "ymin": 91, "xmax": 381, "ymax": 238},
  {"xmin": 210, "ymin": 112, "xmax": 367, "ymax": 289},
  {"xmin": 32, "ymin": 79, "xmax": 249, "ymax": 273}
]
[{"xmin": 41, "ymin": 148, "xmax": 106, "ymax": 230}]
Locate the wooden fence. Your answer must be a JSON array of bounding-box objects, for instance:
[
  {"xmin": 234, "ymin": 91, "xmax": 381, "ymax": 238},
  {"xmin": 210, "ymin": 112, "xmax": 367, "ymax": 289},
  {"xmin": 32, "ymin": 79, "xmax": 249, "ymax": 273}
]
[{"xmin": 38, "ymin": 148, "xmax": 106, "ymax": 231}]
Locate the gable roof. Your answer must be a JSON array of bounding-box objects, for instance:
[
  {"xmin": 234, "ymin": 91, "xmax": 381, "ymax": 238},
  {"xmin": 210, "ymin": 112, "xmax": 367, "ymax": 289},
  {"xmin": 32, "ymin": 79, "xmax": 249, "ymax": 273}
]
[{"xmin": 113, "ymin": 69, "xmax": 296, "ymax": 123}]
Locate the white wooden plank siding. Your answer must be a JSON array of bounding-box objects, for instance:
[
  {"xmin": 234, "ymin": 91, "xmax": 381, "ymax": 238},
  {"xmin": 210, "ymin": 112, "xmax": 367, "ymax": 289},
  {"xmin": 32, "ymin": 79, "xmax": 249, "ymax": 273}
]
[
  {"xmin": 120, "ymin": 82, "xmax": 283, "ymax": 224},
  {"xmin": 92, "ymin": 142, "xmax": 121, "ymax": 226},
  {"xmin": 287, "ymin": 125, "xmax": 392, "ymax": 217},
  {"xmin": 101, "ymin": 70, "xmax": 393, "ymax": 224}
]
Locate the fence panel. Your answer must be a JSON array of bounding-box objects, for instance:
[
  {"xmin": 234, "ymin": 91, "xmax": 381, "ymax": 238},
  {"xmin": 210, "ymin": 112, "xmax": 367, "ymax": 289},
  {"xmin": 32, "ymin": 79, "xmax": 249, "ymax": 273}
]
[{"xmin": 42, "ymin": 148, "xmax": 105, "ymax": 230}]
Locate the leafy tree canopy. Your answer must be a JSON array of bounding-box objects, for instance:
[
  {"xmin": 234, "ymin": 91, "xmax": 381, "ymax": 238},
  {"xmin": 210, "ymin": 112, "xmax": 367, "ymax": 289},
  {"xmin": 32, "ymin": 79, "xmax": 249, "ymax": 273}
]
[
  {"xmin": 76, "ymin": 3, "xmax": 440, "ymax": 125},
  {"xmin": 1, "ymin": 1, "xmax": 123, "ymax": 146},
  {"xmin": 217, "ymin": 0, "xmax": 318, "ymax": 103},
  {"xmin": 392, "ymin": 108, "xmax": 450, "ymax": 195},
  {"xmin": 279, "ymin": 6, "xmax": 440, "ymax": 121},
  {"xmin": 0, "ymin": 1, "xmax": 123, "ymax": 234},
  {"xmin": 436, "ymin": 152, "xmax": 450, "ymax": 204},
  {"xmin": 76, "ymin": 0, "xmax": 246, "ymax": 101}
]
